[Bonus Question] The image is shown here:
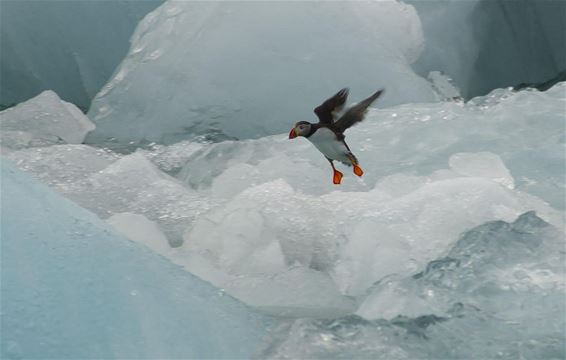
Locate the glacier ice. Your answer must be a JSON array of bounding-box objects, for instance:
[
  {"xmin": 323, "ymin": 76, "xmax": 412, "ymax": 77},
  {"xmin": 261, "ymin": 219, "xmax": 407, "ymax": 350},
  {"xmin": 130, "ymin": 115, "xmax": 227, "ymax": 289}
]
[
  {"xmin": 407, "ymin": 0, "xmax": 566, "ymax": 97},
  {"xmin": 0, "ymin": 161, "xmax": 271, "ymax": 359},
  {"xmin": 0, "ymin": 0, "xmax": 162, "ymax": 108},
  {"xmin": 0, "ymin": 91, "xmax": 95, "ymax": 150},
  {"xmin": 8, "ymin": 84, "xmax": 565, "ymax": 320},
  {"xmin": 261, "ymin": 212, "xmax": 564, "ymax": 359},
  {"xmin": 107, "ymin": 212, "xmax": 171, "ymax": 255},
  {"xmin": 87, "ymin": 0, "xmax": 437, "ymax": 144},
  {"xmin": 5, "ymin": 80, "xmax": 565, "ymax": 357}
]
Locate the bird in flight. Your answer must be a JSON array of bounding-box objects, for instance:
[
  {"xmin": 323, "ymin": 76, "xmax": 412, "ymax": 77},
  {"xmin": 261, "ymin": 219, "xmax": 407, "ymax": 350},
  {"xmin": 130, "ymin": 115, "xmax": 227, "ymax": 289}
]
[{"xmin": 289, "ymin": 88, "xmax": 384, "ymax": 184}]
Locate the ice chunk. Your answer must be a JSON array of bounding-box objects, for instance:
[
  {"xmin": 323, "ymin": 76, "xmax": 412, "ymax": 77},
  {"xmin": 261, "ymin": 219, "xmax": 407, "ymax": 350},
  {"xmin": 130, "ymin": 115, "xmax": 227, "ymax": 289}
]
[
  {"xmin": 0, "ymin": 0, "xmax": 162, "ymax": 108},
  {"xmin": 262, "ymin": 212, "xmax": 564, "ymax": 359},
  {"xmin": 87, "ymin": 0, "xmax": 437, "ymax": 144},
  {"xmin": 427, "ymin": 71, "xmax": 462, "ymax": 101},
  {"xmin": 107, "ymin": 212, "xmax": 171, "ymax": 255},
  {"xmin": 0, "ymin": 91, "xmax": 95, "ymax": 149},
  {"xmin": 82, "ymin": 153, "xmax": 212, "ymax": 245},
  {"xmin": 0, "ymin": 161, "xmax": 270, "ymax": 359},
  {"xmin": 449, "ymin": 152, "xmax": 515, "ymax": 189}
]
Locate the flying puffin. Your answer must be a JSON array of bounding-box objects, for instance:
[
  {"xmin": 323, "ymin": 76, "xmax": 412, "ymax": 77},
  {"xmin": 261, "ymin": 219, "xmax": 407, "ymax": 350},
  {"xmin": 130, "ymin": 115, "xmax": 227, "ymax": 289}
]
[{"xmin": 289, "ymin": 88, "xmax": 384, "ymax": 184}]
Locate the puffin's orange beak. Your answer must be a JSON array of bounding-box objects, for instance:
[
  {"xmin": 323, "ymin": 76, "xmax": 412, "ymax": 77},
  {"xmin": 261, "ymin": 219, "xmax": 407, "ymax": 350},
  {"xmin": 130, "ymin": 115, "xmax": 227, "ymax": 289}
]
[{"xmin": 289, "ymin": 128, "xmax": 297, "ymax": 139}]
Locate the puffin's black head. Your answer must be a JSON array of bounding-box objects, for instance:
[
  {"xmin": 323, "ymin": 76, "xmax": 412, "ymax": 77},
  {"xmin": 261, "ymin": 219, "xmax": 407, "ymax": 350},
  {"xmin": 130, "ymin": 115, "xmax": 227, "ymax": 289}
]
[{"xmin": 289, "ymin": 121, "xmax": 312, "ymax": 139}]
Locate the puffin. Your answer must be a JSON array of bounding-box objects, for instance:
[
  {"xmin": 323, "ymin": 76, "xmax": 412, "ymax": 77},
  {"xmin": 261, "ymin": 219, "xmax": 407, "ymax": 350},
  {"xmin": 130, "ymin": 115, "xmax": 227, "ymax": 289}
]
[{"xmin": 288, "ymin": 88, "xmax": 384, "ymax": 184}]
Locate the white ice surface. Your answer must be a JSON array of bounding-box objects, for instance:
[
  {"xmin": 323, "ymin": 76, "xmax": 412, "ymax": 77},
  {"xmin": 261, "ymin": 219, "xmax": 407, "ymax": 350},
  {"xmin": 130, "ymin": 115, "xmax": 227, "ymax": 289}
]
[
  {"xmin": 87, "ymin": 0, "xmax": 437, "ymax": 144},
  {"xmin": 0, "ymin": 91, "xmax": 95, "ymax": 149},
  {"xmin": 0, "ymin": 161, "xmax": 271, "ymax": 359}
]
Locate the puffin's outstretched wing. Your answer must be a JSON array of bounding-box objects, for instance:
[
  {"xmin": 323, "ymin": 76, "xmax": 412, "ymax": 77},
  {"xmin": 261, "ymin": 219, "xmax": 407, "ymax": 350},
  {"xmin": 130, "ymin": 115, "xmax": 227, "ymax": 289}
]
[
  {"xmin": 333, "ymin": 89, "xmax": 384, "ymax": 133},
  {"xmin": 314, "ymin": 88, "xmax": 349, "ymax": 125}
]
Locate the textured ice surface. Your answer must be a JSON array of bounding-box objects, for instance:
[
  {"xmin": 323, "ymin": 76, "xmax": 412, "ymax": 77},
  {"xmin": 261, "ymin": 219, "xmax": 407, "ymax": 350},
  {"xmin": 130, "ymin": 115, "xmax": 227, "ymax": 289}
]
[
  {"xmin": 87, "ymin": 0, "xmax": 437, "ymax": 144},
  {"xmin": 0, "ymin": 0, "xmax": 162, "ymax": 108},
  {"xmin": 0, "ymin": 91, "xmax": 95, "ymax": 150},
  {"xmin": 9, "ymin": 85, "xmax": 565, "ymax": 319},
  {"xmin": 180, "ymin": 84, "xmax": 566, "ymax": 209},
  {"xmin": 260, "ymin": 212, "xmax": 564, "ymax": 359},
  {"xmin": 407, "ymin": 0, "xmax": 566, "ymax": 97},
  {"xmin": 0, "ymin": 161, "xmax": 271, "ymax": 359}
]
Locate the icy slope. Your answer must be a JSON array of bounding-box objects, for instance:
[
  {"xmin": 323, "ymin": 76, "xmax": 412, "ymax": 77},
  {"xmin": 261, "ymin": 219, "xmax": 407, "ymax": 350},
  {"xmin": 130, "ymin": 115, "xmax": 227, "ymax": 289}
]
[
  {"xmin": 0, "ymin": 161, "xmax": 271, "ymax": 359},
  {"xmin": 0, "ymin": 0, "xmax": 162, "ymax": 108},
  {"xmin": 87, "ymin": 0, "xmax": 437, "ymax": 144}
]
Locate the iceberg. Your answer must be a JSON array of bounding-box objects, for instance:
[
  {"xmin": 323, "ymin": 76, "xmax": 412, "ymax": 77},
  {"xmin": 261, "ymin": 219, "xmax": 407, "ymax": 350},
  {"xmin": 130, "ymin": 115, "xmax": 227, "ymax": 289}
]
[
  {"xmin": 0, "ymin": 161, "xmax": 271, "ymax": 359},
  {"xmin": 87, "ymin": 0, "xmax": 437, "ymax": 144},
  {"xmin": 0, "ymin": 91, "xmax": 95, "ymax": 150},
  {"xmin": 0, "ymin": 0, "xmax": 162, "ymax": 108}
]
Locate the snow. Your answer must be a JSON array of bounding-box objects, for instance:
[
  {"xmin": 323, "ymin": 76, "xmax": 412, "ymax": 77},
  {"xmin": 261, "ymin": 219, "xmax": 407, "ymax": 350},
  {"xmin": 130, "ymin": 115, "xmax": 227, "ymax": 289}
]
[
  {"xmin": 0, "ymin": 91, "xmax": 95, "ymax": 150},
  {"xmin": 0, "ymin": 0, "xmax": 162, "ymax": 108},
  {"xmin": 87, "ymin": 0, "xmax": 437, "ymax": 144},
  {"xmin": 0, "ymin": 161, "xmax": 271, "ymax": 359}
]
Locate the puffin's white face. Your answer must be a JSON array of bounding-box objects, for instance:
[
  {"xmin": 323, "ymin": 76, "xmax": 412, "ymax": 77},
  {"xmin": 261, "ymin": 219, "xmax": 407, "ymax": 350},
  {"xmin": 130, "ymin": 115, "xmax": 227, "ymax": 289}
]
[{"xmin": 289, "ymin": 122, "xmax": 311, "ymax": 139}]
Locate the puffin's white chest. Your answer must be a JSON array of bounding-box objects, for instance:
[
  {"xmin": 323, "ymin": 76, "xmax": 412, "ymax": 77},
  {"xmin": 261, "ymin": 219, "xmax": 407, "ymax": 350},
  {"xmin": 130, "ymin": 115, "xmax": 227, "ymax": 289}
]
[{"xmin": 308, "ymin": 127, "xmax": 350, "ymax": 162}]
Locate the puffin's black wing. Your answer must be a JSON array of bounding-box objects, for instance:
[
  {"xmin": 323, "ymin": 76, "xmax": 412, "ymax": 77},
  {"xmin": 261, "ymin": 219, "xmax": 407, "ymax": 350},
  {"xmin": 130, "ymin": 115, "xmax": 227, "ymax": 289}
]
[
  {"xmin": 333, "ymin": 89, "xmax": 384, "ymax": 133},
  {"xmin": 314, "ymin": 88, "xmax": 349, "ymax": 125}
]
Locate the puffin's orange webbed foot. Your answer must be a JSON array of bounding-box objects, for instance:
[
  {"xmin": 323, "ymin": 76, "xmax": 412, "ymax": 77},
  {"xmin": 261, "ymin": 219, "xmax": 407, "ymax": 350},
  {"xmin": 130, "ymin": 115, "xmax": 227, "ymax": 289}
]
[
  {"xmin": 333, "ymin": 170, "xmax": 343, "ymax": 185},
  {"xmin": 353, "ymin": 164, "xmax": 364, "ymax": 177}
]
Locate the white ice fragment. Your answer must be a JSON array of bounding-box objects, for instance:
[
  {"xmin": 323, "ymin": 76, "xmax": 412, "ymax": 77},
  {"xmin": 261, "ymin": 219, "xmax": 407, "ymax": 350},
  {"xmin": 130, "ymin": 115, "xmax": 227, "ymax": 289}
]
[{"xmin": 0, "ymin": 91, "xmax": 95, "ymax": 149}]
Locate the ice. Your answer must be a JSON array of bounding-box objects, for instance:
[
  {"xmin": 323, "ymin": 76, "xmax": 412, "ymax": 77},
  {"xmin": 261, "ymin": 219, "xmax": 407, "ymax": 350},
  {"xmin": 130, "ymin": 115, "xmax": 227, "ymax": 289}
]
[
  {"xmin": 0, "ymin": 0, "xmax": 162, "ymax": 108},
  {"xmin": 87, "ymin": 0, "xmax": 437, "ymax": 144},
  {"xmin": 8, "ymin": 85, "xmax": 564, "ymax": 321},
  {"xmin": 0, "ymin": 161, "xmax": 271, "ymax": 359},
  {"xmin": 262, "ymin": 212, "xmax": 564, "ymax": 359},
  {"xmin": 407, "ymin": 0, "xmax": 566, "ymax": 97},
  {"xmin": 107, "ymin": 213, "xmax": 171, "ymax": 256},
  {"xmin": 0, "ymin": 91, "xmax": 95, "ymax": 150},
  {"xmin": 76, "ymin": 153, "xmax": 212, "ymax": 245},
  {"xmin": 4, "ymin": 144, "xmax": 119, "ymax": 191},
  {"xmin": 180, "ymin": 84, "xmax": 565, "ymax": 209},
  {"xmin": 449, "ymin": 152, "xmax": 515, "ymax": 189}
]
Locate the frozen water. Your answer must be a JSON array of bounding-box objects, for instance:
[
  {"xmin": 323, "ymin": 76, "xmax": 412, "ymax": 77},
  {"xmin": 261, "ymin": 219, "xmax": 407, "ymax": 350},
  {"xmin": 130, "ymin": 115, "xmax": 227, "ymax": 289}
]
[
  {"xmin": 449, "ymin": 152, "xmax": 515, "ymax": 189},
  {"xmin": 0, "ymin": 91, "xmax": 95, "ymax": 150},
  {"xmin": 87, "ymin": 0, "xmax": 437, "ymax": 144},
  {"xmin": 107, "ymin": 212, "xmax": 171, "ymax": 256},
  {"xmin": 407, "ymin": 0, "xmax": 566, "ymax": 97},
  {"xmin": 262, "ymin": 212, "xmax": 565, "ymax": 359},
  {"xmin": 0, "ymin": 0, "xmax": 162, "ymax": 108},
  {"xmin": 8, "ymin": 84, "xmax": 564, "ymax": 319},
  {"xmin": 180, "ymin": 83, "xmax": 566, "ymax": 209},
  {"xmin": 0, "ymin": 161, "xmax": 271, "ymax": 359}
]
